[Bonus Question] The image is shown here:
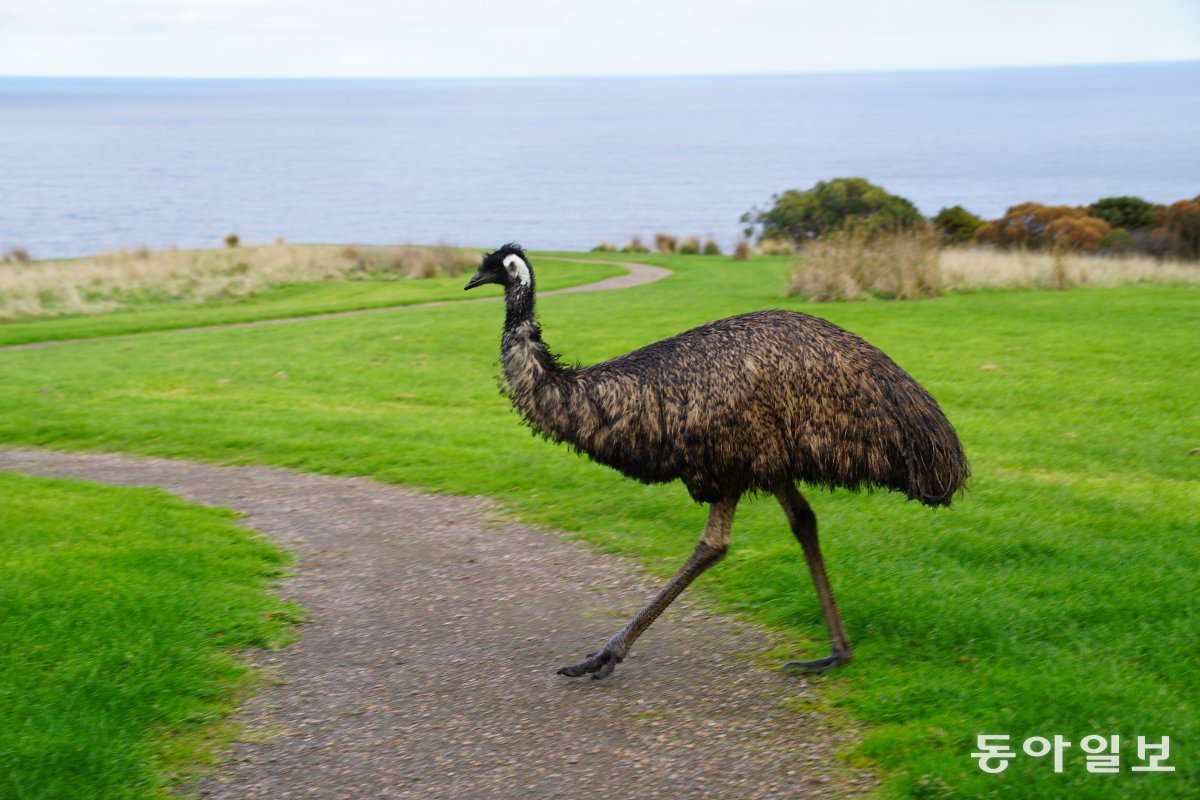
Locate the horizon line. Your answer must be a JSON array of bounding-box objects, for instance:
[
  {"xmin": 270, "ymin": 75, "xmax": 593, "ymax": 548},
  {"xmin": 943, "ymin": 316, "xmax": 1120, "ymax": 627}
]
[{"xmin": 2, "ymin": 57, "xmax": 1197, "ymax": 82}]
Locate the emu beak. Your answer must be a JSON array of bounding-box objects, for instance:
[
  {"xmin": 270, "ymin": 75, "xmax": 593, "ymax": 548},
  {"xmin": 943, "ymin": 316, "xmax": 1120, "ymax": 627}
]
[{"xmin": 464, "ymin": 270, "xmax": 490, "ymax": 291}]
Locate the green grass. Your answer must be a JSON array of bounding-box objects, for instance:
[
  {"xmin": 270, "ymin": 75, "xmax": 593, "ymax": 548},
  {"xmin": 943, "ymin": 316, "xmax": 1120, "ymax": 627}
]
[
  {"xmin": 0, "ymin": 257, "xmax": 620, "ymax": 346},
  {"xmin": 0, "ymin": 473, "xmax": 300, "ymax": 799},
  {"xmin": 0, "ymin": 252, "xmax": 1195, "ymax": 799}
]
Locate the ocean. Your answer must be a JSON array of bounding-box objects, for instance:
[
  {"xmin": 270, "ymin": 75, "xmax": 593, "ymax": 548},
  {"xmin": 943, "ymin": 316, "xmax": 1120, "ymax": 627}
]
[{"xmin": 1, "ymin": 62, "xmax": 1198, "ymax": 259}]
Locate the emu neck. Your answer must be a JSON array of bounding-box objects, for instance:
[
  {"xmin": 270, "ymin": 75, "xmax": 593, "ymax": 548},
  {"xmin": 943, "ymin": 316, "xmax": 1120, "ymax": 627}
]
[
  {"xmin": 500, "ymin": 281, "xmax": 567, "ymax": 406},
  {"xmin": 503, "ymin": 281, "xmax": 536, "ymax": 333}
]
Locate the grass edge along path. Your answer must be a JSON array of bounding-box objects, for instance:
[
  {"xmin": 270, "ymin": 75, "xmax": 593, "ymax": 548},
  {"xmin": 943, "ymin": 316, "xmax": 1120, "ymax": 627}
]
[{"xmin": 0, "ymin": 472, "xmax": 301, "ymax": 800}]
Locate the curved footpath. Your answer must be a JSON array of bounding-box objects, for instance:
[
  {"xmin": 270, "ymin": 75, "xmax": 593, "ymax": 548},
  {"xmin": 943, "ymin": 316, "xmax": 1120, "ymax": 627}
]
[
  {"xmin": 0, "ymin": 258, "xmax": 876, "ymax": 798},
  {"xmin": 0, "ymin": 257, "xmax": 672, "ymax": 352},
  {"xmin": 1, "ymin": 449, "xmax": 875, "ymax": 799}
]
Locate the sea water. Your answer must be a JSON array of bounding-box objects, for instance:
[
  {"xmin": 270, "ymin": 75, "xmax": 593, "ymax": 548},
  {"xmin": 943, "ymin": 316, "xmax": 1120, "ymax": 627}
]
[{"xmin": 1, "ymin": 62, "xmax": 1197, "ymax": 258}]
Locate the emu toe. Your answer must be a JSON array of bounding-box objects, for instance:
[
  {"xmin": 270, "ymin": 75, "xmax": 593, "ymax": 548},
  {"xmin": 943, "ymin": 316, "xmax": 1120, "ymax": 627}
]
[
  {"xmin": 558, "ymin": 648, "xmax": 624, "ymax": 680},
  {"xmin": 783, "ymin": 651, "xmax": 852, "ymax": 674}
]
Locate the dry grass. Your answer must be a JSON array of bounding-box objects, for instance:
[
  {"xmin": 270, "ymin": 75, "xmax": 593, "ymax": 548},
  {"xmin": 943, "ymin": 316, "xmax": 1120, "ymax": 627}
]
[
  {"xmin": 0, "ymin": 244, "xmax": 479, "ymax": 321},
  {"xmin": 788, "ymin": 228, "xmax": 942, "ymax": 300},
  {"xmin": 755, "ymin": 239, "xmax": 797, "ymax": 257},
  {"xmin": 940, "ymin": 247, "xmax": 1200, "ymax": 290},
  {"xmin": 653, "ymin": 233, "xmax": 679, "ymax": 254},
  {"xmin": 788, "ymin": 232, "xmax": 1200, "ymax": 302}
]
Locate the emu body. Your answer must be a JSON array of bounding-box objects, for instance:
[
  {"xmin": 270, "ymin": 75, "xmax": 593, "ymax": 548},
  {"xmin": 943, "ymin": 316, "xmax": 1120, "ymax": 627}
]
[{"xmin": 466, "ymin": 245, "xmax": 969, "ymax": 679}]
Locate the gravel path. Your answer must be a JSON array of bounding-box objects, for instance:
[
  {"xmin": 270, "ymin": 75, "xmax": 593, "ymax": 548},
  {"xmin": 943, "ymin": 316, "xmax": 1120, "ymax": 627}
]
[
  {"xmin": 0, "ymin": 448, "xmax": 875, "ymax": 799},
  {"xmin": 0, "ymin": 258, "xmax": 670, "ymax": 352}
]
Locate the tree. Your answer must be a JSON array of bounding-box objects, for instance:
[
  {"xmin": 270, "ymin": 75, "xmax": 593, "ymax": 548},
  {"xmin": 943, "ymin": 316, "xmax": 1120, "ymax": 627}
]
[
  {"xmin": 932, "ymin": 205, "xmax": 985, "ymax": 245},
  {"xmin": 1089, "ymin": 196, "xmax": 1158, "ymax": 231},
  {"xmin": 741, "ymin": 178, "xmax": 924, "ymax": 244}
]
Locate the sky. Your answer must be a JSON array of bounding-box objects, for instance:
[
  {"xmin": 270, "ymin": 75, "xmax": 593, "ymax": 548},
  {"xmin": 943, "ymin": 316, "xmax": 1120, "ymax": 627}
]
[{"xmin": 2, "ymin": 0, "xmax": 1198, "ymax": 78}]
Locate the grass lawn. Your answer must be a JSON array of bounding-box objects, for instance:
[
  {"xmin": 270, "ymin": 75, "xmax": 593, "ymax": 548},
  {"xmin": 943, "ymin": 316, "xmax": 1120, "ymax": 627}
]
[
  {"xmin": 0, "ymin": 473, "xmax": 300, "ymax": 800},
  {"xmin": 0, "ymin": 252, "xmax": 1195, "ymax": 798},
  {"xmin": 0, "ymin": 257, "xmax": 620, "ymax": 347}
]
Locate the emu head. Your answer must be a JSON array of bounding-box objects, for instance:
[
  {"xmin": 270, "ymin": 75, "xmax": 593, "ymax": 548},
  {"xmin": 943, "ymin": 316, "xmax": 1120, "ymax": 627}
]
[{"xmin": 464, "ymin": 243, "xmax": 531, "ymax": 292}]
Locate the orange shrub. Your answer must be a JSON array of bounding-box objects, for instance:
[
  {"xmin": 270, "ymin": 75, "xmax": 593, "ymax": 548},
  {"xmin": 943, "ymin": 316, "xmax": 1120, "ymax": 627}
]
[
  {"xmin": 1045, "ymin": 216, "xmax": 1110, "ymax": 252},
  {"xmin": 973, "ymin": 203, "xmax": 1109, "ymax": 251}
]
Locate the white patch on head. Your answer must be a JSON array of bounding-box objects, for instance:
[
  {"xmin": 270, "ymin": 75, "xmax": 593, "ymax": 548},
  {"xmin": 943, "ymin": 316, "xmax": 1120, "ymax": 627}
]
[{"xmin": 503, "ymin": 253, "xmax": 531, "ymax": 286}]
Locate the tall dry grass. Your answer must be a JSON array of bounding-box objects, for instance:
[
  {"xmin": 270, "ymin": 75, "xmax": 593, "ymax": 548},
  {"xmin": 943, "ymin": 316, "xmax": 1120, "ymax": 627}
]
[
  {"xmin": 787, "ymin": 228, "xmax": 942, "ymax": 300},
  {"xmin": 940, "ymin": 247, "xmax": 1200, "ymax": 291},
  {"xmin": 788, "ymin": 231, "xmax": 1200, "ymax": 301},
  {"xmin": 0, "ymin": 244, "xmax": 478, "ymax": 321}
]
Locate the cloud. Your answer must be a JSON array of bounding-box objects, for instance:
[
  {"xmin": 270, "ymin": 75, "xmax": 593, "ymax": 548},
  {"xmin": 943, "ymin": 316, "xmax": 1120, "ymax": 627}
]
[{"xmin": 1, "ymin": 0, "xmax": 1197, "ymax": 77}]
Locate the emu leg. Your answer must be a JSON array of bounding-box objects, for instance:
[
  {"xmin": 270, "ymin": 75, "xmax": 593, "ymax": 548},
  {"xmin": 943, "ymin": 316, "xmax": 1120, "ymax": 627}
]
[
  {"xmin": 775, "ymin": 484, "xmax": 853, "ymax": 672},
  {"xmin": 558, "ymin": 498, "xmax": 737, "ymax": 680}
]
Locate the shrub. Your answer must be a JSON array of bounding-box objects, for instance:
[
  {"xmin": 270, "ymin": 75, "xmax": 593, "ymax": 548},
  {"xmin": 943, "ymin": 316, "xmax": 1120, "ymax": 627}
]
[
  {"xmin": 741, "ymin": 177, "xmax": 924, "ymax": 245},
  {"xmin": 1131, "ymin": 228, "xmax": 1176, "ymax": 259},
  {"xmin": 973, "ymin": 203, "xmax": 1109, "ymax": 252},
  {"xmin": 403, "ymin": 249, "xmax": 439, "ymax": 279},
  {"xmin": 1161, "ymin": 199, "xmax": 1200, "ymax": 260},
  {"xmin": 702, "ymin": 237, "xmax": 722, "ymax": 256},
  {"xmin": 590, "ymin": 241, "xmax": 617, "ymax": 252},
  {"xmin": 678, "ymin": 236, "xmax": 700, "ymax": 255},
  {"xmin": 1045, "ymin": 216, "xmax": 1110, "ymax": 252},
  {"xmin": 733, "ymin": 239, "xmax": 751, "ymax": 261},
  {"xmin": 932, "ymin": 205, "xmax": 985, "ymax": 245},
  {"xmin": 621, "ymin": 235, "xmax": 650, "ymax": 253},
  {"xmin": 224, "ymin": 234, "xmax": 240, "ymax": 248},
  {"xmin": 1098, "ymin": 227, "xmax": 1133, "ymax": 253},
  {"xmin": 1090, "ymin": 196, "xmax": 1158, "ymax": 231},
  {"xmin": 653, "ymin": 233, "xmax": 678, "ymax": 254},
  {"xmin": 2, "ymin": 246, "xmax": 32, "ymax": 264},
  {"xmin": 756, "ymin": 239, "xmax": 797, "ymax": 256},
  {"xmin": 432, "ymin": 245, "xmax": 475, "ymax": 277},
  {"xmin": 787, "ymin": 227, "xmax": 942, "ymax": 301}
]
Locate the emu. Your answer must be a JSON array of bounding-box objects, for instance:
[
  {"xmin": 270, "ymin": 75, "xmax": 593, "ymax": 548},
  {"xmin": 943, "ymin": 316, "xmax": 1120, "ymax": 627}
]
[{"xmin": 465, "ymin": 244, "xmax": 968, "ymax": 680}]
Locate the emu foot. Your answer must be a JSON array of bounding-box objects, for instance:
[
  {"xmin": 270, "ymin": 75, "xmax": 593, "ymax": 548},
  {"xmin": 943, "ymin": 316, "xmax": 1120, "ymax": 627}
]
[
  {"xmin": 783, "ymin": 650, "xmax": 852, "ymax": 674},
  {"xmin": 557, "ymin": 644, "xmax": 625, "ymax": 680}
]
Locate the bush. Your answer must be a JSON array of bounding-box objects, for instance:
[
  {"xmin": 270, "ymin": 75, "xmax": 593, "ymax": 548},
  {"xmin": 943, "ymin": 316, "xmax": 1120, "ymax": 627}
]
[
  {"xmin": 620, "ymin": 235, "xmax": 650, "ymax": 254},
  {"xmin": 756, "ymin": 239, "xmax": 797, "ymax": 256},
  {"xmin": 590, "ymin": 241, "xmax": 617, "ymax": 252},
  {"xmin": 1098, "ymin": 227, "xmax": 1133, "ymax": 253},
  {"xmin": 787, "ymin": 227, "xmax": 942, "ymax": 301},
  {"xmin": 653, "ymin": 233, "xmax": 678, "ymax": 254},
  {"xmin": 1045, "ymin": 216, "xmax": 1110, "ymax": 252},
  {"xmin": 932, "ymin": 205, "xmax": 985, "ymax": 245},
  {"xmin": 1090, "ymin": 196, "xmax": 1159, "ymax": 231},
  {"xmin": 702, "ymin": 237, "xmax": 722, "ymax": 256},
  {"xmin": 1130, "ymin": 228, "xmax": 1176, "ymax": 258},
  {"xmin": 432, "ymin": 245, "xmax": 475, "ymax": 277},
  {"xmin": 741, "ymin": 177, "xmax": 924, "ymax": 245},
  {"xmin": 1161, "ymin": 198, "xmax": 1200, "ymax": 260},
  {"xmin": 678, "ymin": 236, "xmax": 700, "ymax": 255},
  {"xmin": 224, "ymin": 234, "xmax": 240, "ymax": 248},
  {"xmin": 2, "ymin": 246, "xmax": 32, "ymax": 264},
  {"xmin": 973, "ymin": 203, "xmax": 1109, "ymax": 252},
  {"xmin": 733, "ymin": 239, "xmax": 751, "ymax": 261}
]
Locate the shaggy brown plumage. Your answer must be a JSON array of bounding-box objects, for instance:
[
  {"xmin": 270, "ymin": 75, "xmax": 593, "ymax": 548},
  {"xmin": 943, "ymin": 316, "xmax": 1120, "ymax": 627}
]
[{"xmin": 465, "ymin": 244, "xmax": 969, "ymax": 679}]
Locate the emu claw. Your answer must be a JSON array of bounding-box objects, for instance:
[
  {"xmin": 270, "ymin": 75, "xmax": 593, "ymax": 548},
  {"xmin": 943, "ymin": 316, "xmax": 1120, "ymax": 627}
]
[
  {"xmin": 558, "ymin": 647, "xmax": 624, "ymax": 680},
  {"xmin": 783, "ymin": 651, "xmax": 852, "ymax": 674}
]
